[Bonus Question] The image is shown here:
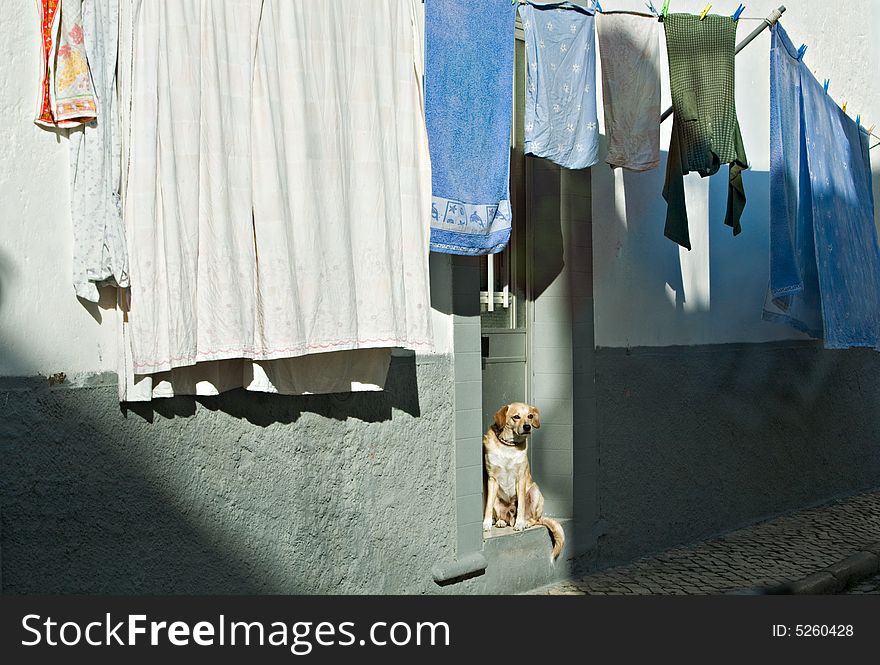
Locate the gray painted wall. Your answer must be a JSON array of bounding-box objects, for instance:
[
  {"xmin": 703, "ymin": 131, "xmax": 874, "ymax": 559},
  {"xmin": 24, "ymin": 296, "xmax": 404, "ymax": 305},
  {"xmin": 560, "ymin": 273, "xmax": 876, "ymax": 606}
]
[
  {"xmin": 590, "ymin": 342, "xmax": 880, "ymax": 569},
  {"xmin": 450, "ymin": 255, "xmax": 484, "ymax": 559},
  {"xmin": 0, "ymin": 356, "xmax": 460, "ymax": 594}
]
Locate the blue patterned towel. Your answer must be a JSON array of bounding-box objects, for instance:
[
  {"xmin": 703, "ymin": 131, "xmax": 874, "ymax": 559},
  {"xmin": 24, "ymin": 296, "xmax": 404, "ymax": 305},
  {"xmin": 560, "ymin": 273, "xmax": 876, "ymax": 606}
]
[
  {"xmin": 520, "ymin": 1, "xmax": 598, "ymax": 169},
  {"xmin": 763, "ymin": 24, "xmax": 880, "ymax": 349},
  {"xmin": 426, "ymin": 0, "xmax": 517, "ymax": 255}
]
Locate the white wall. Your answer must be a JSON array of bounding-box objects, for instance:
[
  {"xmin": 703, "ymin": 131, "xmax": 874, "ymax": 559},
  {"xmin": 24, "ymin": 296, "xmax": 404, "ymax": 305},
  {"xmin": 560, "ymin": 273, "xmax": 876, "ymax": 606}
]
[
  {"xmin": 0, "ymin": 0, "xmax": 452, "ymax": 381},
  {"xmin": 593, "ymin": 0, "xmax": 880, "ymax": 348},
  {"xmin": 0, "ymin": 0, "xmax": 120, "ymax": 378}
]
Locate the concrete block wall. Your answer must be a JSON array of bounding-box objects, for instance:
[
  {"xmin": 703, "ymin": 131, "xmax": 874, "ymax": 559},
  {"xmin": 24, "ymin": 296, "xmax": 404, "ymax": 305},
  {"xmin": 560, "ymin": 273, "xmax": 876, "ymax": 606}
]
[
  {"xmin": 528, "ymin": 159, "xmax": 597, "ymax": 554},
  {"xmin": 451, "ymin": 256, "xmax": 484, "ymax": 557}
]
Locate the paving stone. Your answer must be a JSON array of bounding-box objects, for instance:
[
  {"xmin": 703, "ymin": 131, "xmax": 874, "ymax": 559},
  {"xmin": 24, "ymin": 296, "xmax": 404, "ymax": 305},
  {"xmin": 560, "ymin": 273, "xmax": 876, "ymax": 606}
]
[{"xmin": 528, "ymin": 489, "xmax": 880, "ymax": 596}]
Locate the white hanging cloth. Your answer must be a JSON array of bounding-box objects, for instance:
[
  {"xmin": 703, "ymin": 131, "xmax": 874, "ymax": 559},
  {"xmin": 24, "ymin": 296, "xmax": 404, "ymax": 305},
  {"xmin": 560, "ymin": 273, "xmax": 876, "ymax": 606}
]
[
  {"xmin": 116, "ymin": 0, "xmax": 432, "ymax": 401},
  {"xmin": 69, "ymin": 0, "xmax": 130, "ymax": 302},
  {"xmin": 596, "ymin": 12, "xmax": 661, "ymax": 171},
  {"xmin": 249, "ymin": 0, "xmax": 434, "ymax": 364}
]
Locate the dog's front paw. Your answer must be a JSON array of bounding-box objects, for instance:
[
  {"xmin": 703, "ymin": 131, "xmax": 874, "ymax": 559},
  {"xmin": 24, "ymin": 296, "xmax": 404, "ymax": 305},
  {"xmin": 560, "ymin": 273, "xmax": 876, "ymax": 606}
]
[
  {"xmin": 482, "ymin": 519, "xmax": 493, "ymax": 532},
  {"xmin": 495, "ymin": 519, "xmax": 508, "ymax": 528},
  {"xmin": 513, "ymin": 521, "xmax": 527, "ymax": 532}
]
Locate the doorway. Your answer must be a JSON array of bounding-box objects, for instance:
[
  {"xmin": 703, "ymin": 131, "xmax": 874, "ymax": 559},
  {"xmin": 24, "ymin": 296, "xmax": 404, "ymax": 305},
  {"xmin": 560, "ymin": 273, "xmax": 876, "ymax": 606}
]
[{"xmin": 480, "ymin": 30, "xmax": 531, "ymax": 434}]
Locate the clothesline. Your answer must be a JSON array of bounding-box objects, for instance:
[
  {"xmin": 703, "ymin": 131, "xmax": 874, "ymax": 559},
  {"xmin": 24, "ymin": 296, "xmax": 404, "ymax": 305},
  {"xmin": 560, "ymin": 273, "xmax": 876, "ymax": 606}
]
[
  {"xmin": 526, "ymin": 0, "xmax": 878, "ymax": 149},
  {"xmin": 660, "ymin": 3, "xmax": 877, "ymax": 149}
]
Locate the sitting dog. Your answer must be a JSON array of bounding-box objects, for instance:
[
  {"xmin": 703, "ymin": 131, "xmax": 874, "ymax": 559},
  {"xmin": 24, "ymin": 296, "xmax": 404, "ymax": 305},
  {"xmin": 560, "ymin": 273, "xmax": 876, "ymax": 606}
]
[{"xmin": 482, "ymin": 402, "xmax": 565, "ymax": 559}]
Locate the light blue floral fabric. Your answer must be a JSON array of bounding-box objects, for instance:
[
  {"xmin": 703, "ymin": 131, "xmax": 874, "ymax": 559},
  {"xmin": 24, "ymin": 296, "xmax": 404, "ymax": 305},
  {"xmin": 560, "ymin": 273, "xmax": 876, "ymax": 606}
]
[{"xmin": 520, "ymin": 1, "xmax": 598, "ymax": 169}]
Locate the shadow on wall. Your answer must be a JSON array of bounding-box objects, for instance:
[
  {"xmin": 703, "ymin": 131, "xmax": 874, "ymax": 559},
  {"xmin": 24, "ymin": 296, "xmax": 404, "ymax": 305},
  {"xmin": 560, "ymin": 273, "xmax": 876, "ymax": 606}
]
[
  {"xmin": 76, "ymin": 285, "xmax": 119, "ymax": 325},
  {"xmin": 592, "ymin": 143, "xmax": 805, "ymax": 346},
  {"xmin": 121, "ymin": 355, "xmax": 421, "ymax": 426},
  {"xmin": 0, "ymin": 247, "xmax": 11, "ymax": 314},
  {"xmin": 530, "ymin": 157, "xmax": 568, "ymax": 301},
  {"xmin": 620, "ymin": 154, "xmax": 685, "ymax": 307}
]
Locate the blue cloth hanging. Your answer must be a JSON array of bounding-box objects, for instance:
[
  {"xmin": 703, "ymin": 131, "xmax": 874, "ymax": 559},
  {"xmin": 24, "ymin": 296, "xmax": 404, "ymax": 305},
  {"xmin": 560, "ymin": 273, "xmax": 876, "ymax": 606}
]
[
  {"xmin": 425, "ymin": 0, "xmax": 517, "ymax": 255},
  {"xmin": 520, "ymin": 1, "xmax": 599, "ymax": 170},
  {"xmin": 764, "ymin": 24, "xmax": 880, "ymax": 349}
]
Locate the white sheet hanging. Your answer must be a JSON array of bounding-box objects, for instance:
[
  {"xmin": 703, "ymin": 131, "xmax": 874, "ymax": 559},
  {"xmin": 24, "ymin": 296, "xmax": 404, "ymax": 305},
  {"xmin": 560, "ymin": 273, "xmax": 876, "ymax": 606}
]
[
  {"xmin": 124, "ymin": 0, "xmax": 262, "ymax": 374},
  {"xmin": 115, "ymin": 0, "xmax": 432, "ymax": 401},
  {"xmin": 250, "ymin": 0, "xmax": 433, "ymax": 362}
]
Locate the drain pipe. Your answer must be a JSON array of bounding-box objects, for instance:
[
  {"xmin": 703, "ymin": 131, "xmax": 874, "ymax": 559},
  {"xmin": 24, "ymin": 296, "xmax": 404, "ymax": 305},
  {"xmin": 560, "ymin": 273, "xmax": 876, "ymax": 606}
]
[{"xmin": 432, "ymin": 552, "xmax": 488, "ymax": 586}]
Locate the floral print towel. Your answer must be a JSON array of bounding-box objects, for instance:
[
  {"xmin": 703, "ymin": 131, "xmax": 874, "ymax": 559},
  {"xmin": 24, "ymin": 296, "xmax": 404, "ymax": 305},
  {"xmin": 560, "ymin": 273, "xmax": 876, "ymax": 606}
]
[{"xmin": 35, "ymin": 0, "xmax": 97, "ymax": 128}]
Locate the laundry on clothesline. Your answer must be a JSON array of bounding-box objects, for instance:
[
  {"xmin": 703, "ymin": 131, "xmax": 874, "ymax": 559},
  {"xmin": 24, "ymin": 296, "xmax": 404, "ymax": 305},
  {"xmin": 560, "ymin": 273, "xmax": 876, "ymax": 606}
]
[
  {"xmin": 763, "ymin": 23, "xmax": 880, "ymax": 350},
  {"xmin": 597, "ymin": 11, "xmax": 661, "ymax": 172},
  {"xmin": 68, "ymin": 0, "xmax": 129, "ymax": 303},
  {"xmin": 426, "ymin": 0, "xmax": 517, "ymax": 255},
  {"xmin": 662, "ymin": 12, "xmax": 748, "ymax": 251},
  {"xmin": 35, "ymin": 0, "xmax": 97, "ymax": 128},
  {"xmin": 519, "ymin": 1, "xmax": 599, "ymax": 170}
]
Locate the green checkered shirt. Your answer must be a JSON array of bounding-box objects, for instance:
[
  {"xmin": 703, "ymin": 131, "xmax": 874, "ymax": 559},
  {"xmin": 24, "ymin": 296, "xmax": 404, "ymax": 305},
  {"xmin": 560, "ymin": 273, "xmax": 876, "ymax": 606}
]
[{"xmin": 662, "ymin": 13, "xmax": 748, "ymax": 250}]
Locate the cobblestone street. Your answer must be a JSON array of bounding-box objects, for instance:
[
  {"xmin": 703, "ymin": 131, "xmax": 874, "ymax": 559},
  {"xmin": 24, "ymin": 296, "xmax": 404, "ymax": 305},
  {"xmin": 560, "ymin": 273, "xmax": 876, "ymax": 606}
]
[
  {"xmin": 846, "ymin": 573, "xmax": 880, "ymax": 594},
  {"xmin": 530, "ymin": 489, "xmax": 880, "ymax": 595}
]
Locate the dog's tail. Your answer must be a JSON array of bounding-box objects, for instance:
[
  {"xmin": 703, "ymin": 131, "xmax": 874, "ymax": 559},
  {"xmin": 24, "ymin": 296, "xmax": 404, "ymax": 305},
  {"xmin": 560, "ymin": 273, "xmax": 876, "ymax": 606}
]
[{"xmin": 538, "ymin": 516, "xmax": 565, "ymax": 560}]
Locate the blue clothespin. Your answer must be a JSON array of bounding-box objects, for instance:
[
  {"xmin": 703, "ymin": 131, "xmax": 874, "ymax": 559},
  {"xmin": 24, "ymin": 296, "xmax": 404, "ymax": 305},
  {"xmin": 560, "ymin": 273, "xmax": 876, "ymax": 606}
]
[
  {"xmin": 593, "ymin": 0, "xmax": 603, "ymax": 12},
  {"xmin": 796, "ymin": 44, "xmax": 808, "ymax": 61},
  {"xmin": 823, "ymin": 79, "xmax": 830, "ymax": 95},
  {"xmin": 731, "ymin": 4, "xmax": 745, "ymax": 21},
  {"xmin": 646, "ymin": 1, "xmax": 659, "ymax": 15},
  {"xmin": 856, "ymin": 114, "xmax": 861, "ymax": 128}
]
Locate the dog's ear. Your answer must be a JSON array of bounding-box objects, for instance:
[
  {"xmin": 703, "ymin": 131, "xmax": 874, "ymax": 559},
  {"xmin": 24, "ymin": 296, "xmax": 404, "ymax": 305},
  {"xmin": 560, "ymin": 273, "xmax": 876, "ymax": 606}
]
[
  {"xmin": 530, "ymin": 406, "xmax": 541, "ymax": 429},
  {"xmin": 494, "ymin": 405, "xmax": 509, "ymax": 429}
]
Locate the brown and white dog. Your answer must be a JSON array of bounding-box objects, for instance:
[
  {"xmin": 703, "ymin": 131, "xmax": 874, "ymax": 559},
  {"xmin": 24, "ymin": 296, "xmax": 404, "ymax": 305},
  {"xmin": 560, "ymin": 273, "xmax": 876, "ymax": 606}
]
[{"xmin": 482, "ymin": 402, "xmax": 565, "ymax": 559}]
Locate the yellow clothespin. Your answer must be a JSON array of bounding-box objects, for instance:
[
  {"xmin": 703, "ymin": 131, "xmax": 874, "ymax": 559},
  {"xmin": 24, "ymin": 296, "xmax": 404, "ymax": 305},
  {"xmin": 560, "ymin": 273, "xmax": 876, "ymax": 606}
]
[
  {"xmin": 868, "ymin": 124, "xmax": 876, "ymax": 138},
  {"xmin": 699, "ymin": 3, "xmax": 712, "ymax": 19},
  {"xmin": 842, "ymin": 101, "xmax": 848, "ymax": 114}
]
